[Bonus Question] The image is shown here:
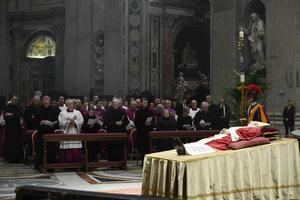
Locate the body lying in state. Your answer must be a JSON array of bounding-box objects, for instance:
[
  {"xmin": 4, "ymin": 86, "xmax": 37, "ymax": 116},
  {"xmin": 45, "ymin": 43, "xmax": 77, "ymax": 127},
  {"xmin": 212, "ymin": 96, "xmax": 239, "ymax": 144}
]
[{"xmin": 175, "ymin": 121, "xmax": 272, "ymax": 155}]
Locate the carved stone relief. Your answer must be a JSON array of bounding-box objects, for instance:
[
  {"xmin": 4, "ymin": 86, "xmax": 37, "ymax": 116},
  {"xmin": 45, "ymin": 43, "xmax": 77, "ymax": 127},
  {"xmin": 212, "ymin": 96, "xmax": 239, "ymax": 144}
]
[
  {"xmin": 150, "ymin": 15, "xmax": 160, "ymax": 96},
  {"xmin": 93, "ymin": 30, "xmax": 104, "ymax": 93},
  {"xmin": 128, "ymin": 0, "xmax": 143, "ymax": 94},
  {"xmin": 296, "ymin": 70, "xmax": 300, "ymax": 88},
  {"xmin": 286, "ymin": 68, "xmax": 293, "ymax": 88}
]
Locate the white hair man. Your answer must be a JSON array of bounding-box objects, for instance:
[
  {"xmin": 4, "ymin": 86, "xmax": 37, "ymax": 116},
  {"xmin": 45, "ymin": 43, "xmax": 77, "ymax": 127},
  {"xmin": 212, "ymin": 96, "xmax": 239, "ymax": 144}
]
[
  {"xmin": 103, "ymin": 97, "xmax": 129, "ymax": 161},
  {"xmin": 189, "ymin": 99, "xmax": 200, "ymax": 119},
  {"xmin": 193, "ymin": 101, "xmax": 212, "ymax": 130},
  {"xmin": 58, "ymin": 99, "xmax": 84, "ymax": 162}
]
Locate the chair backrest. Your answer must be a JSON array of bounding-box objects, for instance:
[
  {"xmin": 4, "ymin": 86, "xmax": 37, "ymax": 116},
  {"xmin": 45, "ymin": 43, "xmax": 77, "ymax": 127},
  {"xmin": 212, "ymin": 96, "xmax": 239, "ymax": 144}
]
[
  {"xmin": 98, "ymin": 129, "xmax": 108, "ymax": 133},
  {"xmin": 31, "ymin": 131, "xmax": 38, "ymax": 156},
  {"xmin": 54, "ymin": 129, "xmax": 64, "ymax": 134},
  {"xmin": 129, "ymin": 129, "xmax": 137, "ymax": 146}
]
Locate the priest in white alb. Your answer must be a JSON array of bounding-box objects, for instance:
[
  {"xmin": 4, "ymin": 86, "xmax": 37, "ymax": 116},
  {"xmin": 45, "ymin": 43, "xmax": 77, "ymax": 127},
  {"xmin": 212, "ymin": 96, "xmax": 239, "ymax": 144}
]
[{"xmin": 58, "ymin": 99, "xmax": 84, "ymax": 163}]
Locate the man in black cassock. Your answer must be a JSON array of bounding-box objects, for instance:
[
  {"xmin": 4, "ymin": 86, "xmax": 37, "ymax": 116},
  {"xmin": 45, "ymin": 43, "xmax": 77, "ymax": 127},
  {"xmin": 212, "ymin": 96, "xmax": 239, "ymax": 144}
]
[
  {"xmin": 216, "ymin": 98, "xmax": 231, "ymax": 129},
  {"xmin": 283, "ymin": 100, "xmax": 295, "ymax": 136},
  {"xmin": 34, "ymin": 96, "xmax": 59, "ymax": 170},
  {"xmin": 156, "ymin": 109, "xmax": 176, "ymax": 151},
  {"xmin": 103, "ymin": 98, "xmax": 129, "ymax": 161},
  {"xmin": 4, "ymin": 96, "xmax": 23, "ymax": 163},
  {"xmin": 23, "ymin": 95, "xmax": 41, "ymax": 159},
  {"xmin": 206, "ymin": 95, "xmax": 219, "ymax": 129},
  {"xmin": 194, "ymin": 101, "xmax": 213, "ymax": 130},
  {"xmin": 82, "ymin": 108, "xmax": 102, "ymax": 162},
  {"xmin": 134, "ymin": 98, "xmax": 154, "ymax": 163},
  {"xmin": 24, "ymin": 95, "xmax": 41, "ymax": 130}
]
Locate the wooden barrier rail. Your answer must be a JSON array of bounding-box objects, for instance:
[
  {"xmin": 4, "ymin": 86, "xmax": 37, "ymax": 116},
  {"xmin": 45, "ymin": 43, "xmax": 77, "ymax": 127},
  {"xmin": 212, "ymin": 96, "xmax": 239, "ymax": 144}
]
[
  {"xmin": 16, "ymin": 185, "xmax": 171, "ymax": 200},
  {"xmin": 42, "ymin": 133, "xmax": 128, "ymax": 173},
  {"xmin": 148, "ymin": 130, "xmax": 220, "ymax": 152}
]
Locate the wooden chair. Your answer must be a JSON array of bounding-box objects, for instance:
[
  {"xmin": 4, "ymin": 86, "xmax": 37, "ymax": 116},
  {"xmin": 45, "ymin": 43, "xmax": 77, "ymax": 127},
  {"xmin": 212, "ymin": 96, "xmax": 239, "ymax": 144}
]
[
  {"xmin": 23, "ymin": 129, "xmax": 37, "ymax": 162},
  {"xmin": 31, "ymin": 130, "xmax": 38, "ymax": 166},
  {"xmin": 98, "ymin": 129, "xmax": 108, "ymax": 133},
  {"xmin": 98, "ymin": 129, "xmax": 108, "ymax": 160},
  {"xmin": 54, "ymin": 129, "xmax": 64, "ymax": 134},
  {"xmin": 129, "ymin": 129, "xmax": 139, "ymax": 165}
]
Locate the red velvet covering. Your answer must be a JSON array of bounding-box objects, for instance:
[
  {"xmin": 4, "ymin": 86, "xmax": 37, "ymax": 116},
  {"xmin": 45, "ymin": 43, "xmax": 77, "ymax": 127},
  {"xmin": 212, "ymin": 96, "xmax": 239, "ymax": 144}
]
[
  {"xmin": 260, "ymin": 127, "xmax": 279, "ymax": 134},
  {"xmin": 206, "ymin": 135, "xmax": 232, "ymax": 150},
  {"xmin": 228, "ymin": 137, "xmax": 270, "ymax": 150},
  {"xmin": 236, "ymin": 127, "xmax": 261, "ymax": 140},
  {"xmin": 206, "ymin": 127, "xmax": 262, "ymax": 150}
]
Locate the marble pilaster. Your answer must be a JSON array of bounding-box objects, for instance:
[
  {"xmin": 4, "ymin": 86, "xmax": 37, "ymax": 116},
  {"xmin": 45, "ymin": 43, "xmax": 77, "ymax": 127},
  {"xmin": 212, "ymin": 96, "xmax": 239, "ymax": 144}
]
[{"xmin": 0, "ymin": 0, "xmax": 9, "ymax": 100}]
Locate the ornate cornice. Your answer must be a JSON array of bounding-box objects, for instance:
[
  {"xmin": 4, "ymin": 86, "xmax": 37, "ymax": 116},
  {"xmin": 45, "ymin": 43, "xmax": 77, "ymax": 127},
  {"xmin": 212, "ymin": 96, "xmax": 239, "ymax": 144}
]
[{"xmin": 8, "ymin": 6, "xmax": 64, "ymax": 21}]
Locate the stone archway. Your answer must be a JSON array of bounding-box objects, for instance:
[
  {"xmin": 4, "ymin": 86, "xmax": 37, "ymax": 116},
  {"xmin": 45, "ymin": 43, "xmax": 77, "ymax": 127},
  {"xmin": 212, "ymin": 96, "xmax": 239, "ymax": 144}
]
[
  {"xmin": 161, "ymin": 17, "xmax": 192, "ymax": 98},
  {"xmin": 173, "ymin": 23, "xmax": 210, "ymax": 101},
  {"xmin": 160, "ymin": 1, "xmax": 210, "ymax": 100},
  {"xmin": 8, "ymin": 7, "xmax": 65, "ymax": 104},
  {"xmin": 162, "ymin": 18, "xmax": 210, "ymax": 100},
  {"xmin": 21, "ymin": 31, "xmax": 56, "ymax": 101}
]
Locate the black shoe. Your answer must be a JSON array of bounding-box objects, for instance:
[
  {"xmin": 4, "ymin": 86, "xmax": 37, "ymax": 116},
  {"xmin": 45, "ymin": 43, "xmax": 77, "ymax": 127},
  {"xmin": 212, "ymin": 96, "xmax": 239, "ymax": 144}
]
[{"xmin": 172, "ymin": 137, "xmax": 186, "ymax": 155}]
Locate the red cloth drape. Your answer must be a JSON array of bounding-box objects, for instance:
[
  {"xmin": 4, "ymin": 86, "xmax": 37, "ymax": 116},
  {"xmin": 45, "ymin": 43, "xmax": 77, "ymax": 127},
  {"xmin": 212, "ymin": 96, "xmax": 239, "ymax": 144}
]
[{"xmin": 206, "ymin": 127, "xmax": 262, "ymax": 150}]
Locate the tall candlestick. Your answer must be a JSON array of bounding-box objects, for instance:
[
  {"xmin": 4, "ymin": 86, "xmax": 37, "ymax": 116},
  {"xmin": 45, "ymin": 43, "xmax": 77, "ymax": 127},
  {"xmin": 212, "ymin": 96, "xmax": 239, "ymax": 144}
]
[
  {"xmin": 239, "ymin": 30, "xmax": 244, "ymax": 39},
  {"xmin": 240, "ymin": 74, "xmax": 245, "ymax": 83}
]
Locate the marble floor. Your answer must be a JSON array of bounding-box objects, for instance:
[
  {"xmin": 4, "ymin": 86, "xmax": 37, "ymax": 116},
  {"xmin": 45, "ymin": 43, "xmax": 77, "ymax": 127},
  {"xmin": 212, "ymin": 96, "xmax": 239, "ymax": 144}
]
[{"xmin": 0, "ymin": 159, "xmax": 143, "ymax": 200}]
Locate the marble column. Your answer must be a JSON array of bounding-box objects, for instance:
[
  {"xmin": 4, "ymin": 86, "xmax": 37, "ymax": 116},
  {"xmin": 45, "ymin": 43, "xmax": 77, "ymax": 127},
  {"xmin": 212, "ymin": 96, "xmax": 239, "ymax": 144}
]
[
  {"xmin": 210, "ymin": 0, "xmax": 238, "ymax": 101},
  {"xmin": 149, "ymin": 15, "xmax": 161, "ymax": 96},
  {"xmin": 64, "ymin": 0, "xmax": 92, "ymax": 96},
  {"xmin": 11, "ymin": 27, "xmax": 24, "ymax": 98},
  {"xmin": 0, "ymin": 0, "xmax": 8, "ymax": 100},
  {"xmin": 127, "ymin": 0, "xmax": 144, "ymax": 95},
  {"xmin": 52, "ymin": 22, "xmax": 65, "ymax": 94},
  {"xmin": 162, "ymin": 14, "xmax": 176, "ymax": 98}
]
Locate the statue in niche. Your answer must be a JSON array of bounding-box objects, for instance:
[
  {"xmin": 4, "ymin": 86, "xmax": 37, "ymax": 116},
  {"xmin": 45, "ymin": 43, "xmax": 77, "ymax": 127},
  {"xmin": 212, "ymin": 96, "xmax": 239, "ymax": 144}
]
[
  {"xmin": 94, "ymin": 33, "xmax": 104, "ymax": 73},
  {"xmin": 243, "ymin": 13, "xmax": 265, "ymax": 67},
  {"xmin": 182, "ymin": 42, "xmax": 198, "ymax": 66},
  {"xmin": 198, "ymin": 70, "xmax": 208, "ymax": 85},
  {"xmin": 174, "ymin": 72, "xmax": 187, "ymax": 102}
]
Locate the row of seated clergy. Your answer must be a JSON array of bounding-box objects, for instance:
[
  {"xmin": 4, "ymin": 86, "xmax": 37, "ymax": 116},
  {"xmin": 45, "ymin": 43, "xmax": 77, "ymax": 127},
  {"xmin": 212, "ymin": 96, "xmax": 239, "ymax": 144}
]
[
  {"xmin": 34, "ymin": 97, "xmax": 128, "ymax": 170},
  {"xmin": 133, "ymin": 99, "xmax": 229, "ymax": 163},
  {"xmin": 173, "ymin": 103, "xmax": 227, "ymax": 131}
]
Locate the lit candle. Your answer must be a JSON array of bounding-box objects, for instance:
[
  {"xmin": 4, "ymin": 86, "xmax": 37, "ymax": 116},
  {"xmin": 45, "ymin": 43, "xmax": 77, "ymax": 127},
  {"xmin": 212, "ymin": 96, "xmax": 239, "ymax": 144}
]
[
  {"xmin": 240, "ymin": 74, "xmax": 245, "ymax": 83},
  {"xmin": 239, "ymin": 30, "xmax": 244, "ymax": 39}
]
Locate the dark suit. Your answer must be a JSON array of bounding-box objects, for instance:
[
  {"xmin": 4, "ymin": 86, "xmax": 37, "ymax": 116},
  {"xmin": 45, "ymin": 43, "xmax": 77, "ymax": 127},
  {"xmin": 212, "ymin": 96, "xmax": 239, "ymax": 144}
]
[
  {"xmin": 217, "ymin": 104, "xmax": 231, "ymax": 129},
  {"xmin": 35, "ymin": 105, "xmax": 59, "ymax": 169},
  {"xmin": 283, "ymin": 105, "xmax": 295, "ymax": 136},
  {"xmin": 4, "ymin": 103, "xmax": 23, "ymax": 163}
]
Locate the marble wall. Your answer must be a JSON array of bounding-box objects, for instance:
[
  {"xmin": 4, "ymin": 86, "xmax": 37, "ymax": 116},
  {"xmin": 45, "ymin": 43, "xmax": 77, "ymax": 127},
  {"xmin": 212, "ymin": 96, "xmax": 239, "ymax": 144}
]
[
  {"xmin": 1, "ymin": 0, "xmax": 209, "ymax": 102},
  {"xmin": 266, "ymin": 0, "xmax": 300, "ymax": 112},
  {"xmin": 211, "ymin": 0, "xmax": 300, "ymax": 114},
  {"xmin": 0, "ymin": 0, "xmax": 8, "ymax": 101},
  {"xmin": 64, "ymin": 0, "xmax": 93, "ymax": 96},
  {"xmin": 210, "ymin": 0, "xmax": 238, "ymax": 102},
  {"xmin": 64, "ymin": 0, "xmax": 126, "ymax": 97}
]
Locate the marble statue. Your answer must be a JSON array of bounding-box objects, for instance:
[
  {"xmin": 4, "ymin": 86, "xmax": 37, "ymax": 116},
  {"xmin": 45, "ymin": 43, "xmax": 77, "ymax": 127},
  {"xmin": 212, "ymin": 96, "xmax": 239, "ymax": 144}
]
[
  {"xmin": 182, "ymin": 42, "xmax": 197, "ymax": 65},
  {"xmin": 243, "ymin": 13, "xmax": 265, "ymax": 66},
  {"xmin": 174, "ymin": 72, "xmax": 187, "ymax": 102},
  {"xmin": 94, "ymin": 38, "xmax": 104, "ymax": 73}
]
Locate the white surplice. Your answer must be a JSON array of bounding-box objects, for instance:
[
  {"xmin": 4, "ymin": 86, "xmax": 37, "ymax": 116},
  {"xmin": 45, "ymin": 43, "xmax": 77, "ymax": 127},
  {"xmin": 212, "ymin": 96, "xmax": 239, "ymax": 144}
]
[
  {"xmin": 59, "ymin": 104, "xmax": 67, "ymax": 111},
  {"xmin": 58, "ymin": 109, "xmax": 84, "ymax": 149},
  {"xmin": 189, "ymin": 108, "xmax": 200, "ymax": 119}
]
